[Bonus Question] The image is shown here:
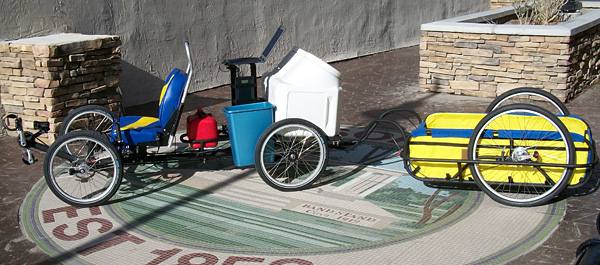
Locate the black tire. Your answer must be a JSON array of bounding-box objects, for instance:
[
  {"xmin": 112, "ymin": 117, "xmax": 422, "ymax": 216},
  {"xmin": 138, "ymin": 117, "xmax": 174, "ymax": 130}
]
[
  {"xmin": 468, "ymin": 104, "xmax": 575, "ymax": 207},
  {"xmin": 254, "ymin": 118, "xmax": 329, "ymax": 191},
  {"xmin": 60, "ymin": 105, "xmax": 115, "ymax": 136},
  {"xmin": 597, "ymin": 212, "xmax": 600, "ymax": 235},
  {"xmin": 486, "ymin": 87, "xmax": 570, "ymax": 116},
  {"xmin": 44, "ymin": 130, "xmax": 123, "ymax": 207}
]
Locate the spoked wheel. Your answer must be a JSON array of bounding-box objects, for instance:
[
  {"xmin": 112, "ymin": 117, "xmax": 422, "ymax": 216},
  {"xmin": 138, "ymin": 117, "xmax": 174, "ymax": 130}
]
[
  {"xmin": 468, "ymin": 104, "xmax": 575, "ymax": 207},
  {"xmin": 255, "ymin": 118, "xmax": 329, "ymax": 191},
  {"xmin": 486, "ymin": 87, "xmax": 570, "ymax": 116},
  {"xmin": 44, "ymin": 130, "xmax": 123, "ymax": 207},
  {"xmin": 60, "ymin": 105, "xmax": 115, "ymax": 136}
]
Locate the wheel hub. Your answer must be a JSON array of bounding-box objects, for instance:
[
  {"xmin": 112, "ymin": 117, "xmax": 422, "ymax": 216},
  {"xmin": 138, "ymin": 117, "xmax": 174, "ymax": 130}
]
[
  {"xmin": 76, "ymin": 163, "xmax": 90, "ymax": 174},
  {"xmin": 511, "ymin": 147, "xmax": 533, "ymax": 162},
  {"xmin": 288, "ymin": 151, "xmax": 299, "ymax": 161},
  {"xmin": 69, "ymin": 160, "xmax": 92, "ymax": 182}
]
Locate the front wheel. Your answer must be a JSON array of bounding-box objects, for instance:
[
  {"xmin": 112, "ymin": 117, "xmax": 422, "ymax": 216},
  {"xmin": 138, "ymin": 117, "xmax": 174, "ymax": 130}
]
[
  {"xmin": 468, "ymin": 104, "xmax": 575, "ymax": 207},
  {"xmin": 255, "ymin": 118, "xmax": 329, "ymax": 191},
  {"xmin": 44, "ymin": 130, "xmax": 123, "ymax": 207}
]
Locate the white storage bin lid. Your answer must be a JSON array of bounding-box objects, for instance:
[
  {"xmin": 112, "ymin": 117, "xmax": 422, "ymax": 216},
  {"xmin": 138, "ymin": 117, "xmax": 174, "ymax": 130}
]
[{"xmin": 271, "ymin": 47, "xmax": 341, "ymax": 90}]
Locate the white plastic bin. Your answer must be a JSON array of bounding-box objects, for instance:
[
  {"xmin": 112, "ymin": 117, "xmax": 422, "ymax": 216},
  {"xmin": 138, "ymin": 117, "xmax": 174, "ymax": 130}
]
[{"xmin": 263, "ymin": 47, "xmax": 342, "ymax": 137}]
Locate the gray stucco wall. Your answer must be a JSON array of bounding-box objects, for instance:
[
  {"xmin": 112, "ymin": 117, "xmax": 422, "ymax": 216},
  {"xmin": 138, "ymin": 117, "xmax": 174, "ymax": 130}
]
[{"xmin": 1, "ymin": 0, "xmax": 489, "ymax": 106}]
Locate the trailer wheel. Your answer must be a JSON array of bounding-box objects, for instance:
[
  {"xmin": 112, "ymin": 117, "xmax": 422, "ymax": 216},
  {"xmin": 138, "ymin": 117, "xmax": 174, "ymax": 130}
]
[
  {"xmin": 486, "ymin": 87, "xmax": 569, "ymax": 115},
  {"xmin": 468, "ymin": 104, "xmax": 575, "ymax": 207}
]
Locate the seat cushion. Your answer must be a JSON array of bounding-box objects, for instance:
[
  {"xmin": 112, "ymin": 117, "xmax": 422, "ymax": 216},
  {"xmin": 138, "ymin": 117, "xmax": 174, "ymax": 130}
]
[{"xmin": 112, "ymin": 116, "xmax": 162, "ymax": 146}]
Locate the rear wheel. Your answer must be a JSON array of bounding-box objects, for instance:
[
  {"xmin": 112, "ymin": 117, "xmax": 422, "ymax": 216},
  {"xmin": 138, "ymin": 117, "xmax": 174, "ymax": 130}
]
[
  {"xmin": 44, "ymin": 130, "xmax": 122, "ymax": 207},
  {"xmin": 468, "ymin": 104, "xmax": 575, "ymax": 207},
  {"xmin": 255, "ymin": 119, "xmax": 329, "ymax": 191},
  {"xmin": 60, "ymin": 105, "xmax": 115, "ymax": 136}
]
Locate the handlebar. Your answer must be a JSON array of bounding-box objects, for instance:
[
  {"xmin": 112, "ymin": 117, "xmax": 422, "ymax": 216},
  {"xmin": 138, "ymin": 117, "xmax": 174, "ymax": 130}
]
[
  {"xmin": 2, "ymin": 114, "xmax": 28, "ymax": 149},
  {"xmin": 2, "ymin": 113, "xmax": 54, "ymax": 164},
  {"xmin": 2, "ymin": 114, "xmax": 21, "ymax": 132}
]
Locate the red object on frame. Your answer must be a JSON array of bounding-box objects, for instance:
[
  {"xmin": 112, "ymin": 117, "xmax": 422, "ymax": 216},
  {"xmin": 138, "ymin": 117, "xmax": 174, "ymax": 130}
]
[{"xmin": 186, "ymin": 108, "xmax": 218, "ymax": 148}]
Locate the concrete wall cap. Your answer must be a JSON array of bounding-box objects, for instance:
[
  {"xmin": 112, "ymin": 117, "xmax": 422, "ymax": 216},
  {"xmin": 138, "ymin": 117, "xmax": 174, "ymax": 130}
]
[
  {"xmin": 421, "ymin": 7, "xmax": 600, "ymax": 37},
  {"xmin": 6, "ymin": 33, "xmax": 118, "ymax": 45}
]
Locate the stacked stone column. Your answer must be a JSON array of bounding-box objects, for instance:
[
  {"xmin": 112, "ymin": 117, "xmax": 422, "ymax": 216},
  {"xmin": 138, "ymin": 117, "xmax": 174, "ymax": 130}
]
[
  {"xmin": 420, "ymin": 24, "xmax": 600, "ymax": 101},
  {"xmin": 0, "ymin": 33, "xmax": 121, "ymax": 143}
]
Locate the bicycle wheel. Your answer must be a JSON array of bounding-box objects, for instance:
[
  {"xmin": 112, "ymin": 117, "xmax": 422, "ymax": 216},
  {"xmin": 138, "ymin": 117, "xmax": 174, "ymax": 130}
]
[
  {"xmin": 44, "ymin": 130, "xmax": 123, "ymax": 207},
  {"xmin": 468, "ymin": 104, "xmax": 575, "ymax": 207},
  {"xmin": 255, "ymin": 118, "xmax": 329, "ymax": 191},
  {"xmin": 486, "ymin": 87, "xmax": 570, "ymax": 116},
  {"xmin": 60, "ymin": 105, "xmax": 115, "ymax": 136}
]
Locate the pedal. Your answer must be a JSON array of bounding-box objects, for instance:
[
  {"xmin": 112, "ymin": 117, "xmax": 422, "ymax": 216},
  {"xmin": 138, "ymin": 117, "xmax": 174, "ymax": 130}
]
[{"xmin": 21, "ymin": 150, "xmax": 36, "ymax": 165}]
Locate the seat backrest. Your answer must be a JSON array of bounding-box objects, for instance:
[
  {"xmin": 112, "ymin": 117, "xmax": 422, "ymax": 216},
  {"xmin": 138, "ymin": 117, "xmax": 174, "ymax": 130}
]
[{"xmin": 158, "ymin": 68, "xmax": 188, "ymax": 128}]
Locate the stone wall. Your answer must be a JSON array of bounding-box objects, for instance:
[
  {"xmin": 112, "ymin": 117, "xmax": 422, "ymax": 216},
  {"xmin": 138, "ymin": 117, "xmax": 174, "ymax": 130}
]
[
  {"xmin": 0, "ymin": 34, "xmax": 121, "ymax": 142},
  {"xmin": 568, "ymin": 25, "xmax": 600, "ymax": 97},
  {"xmin": 419, "ymin": 14, "xmax": 600, "ymax": 101},
  {"xmin": 491, "ymin": 0, "xmax": 513, "ymax": 9}
]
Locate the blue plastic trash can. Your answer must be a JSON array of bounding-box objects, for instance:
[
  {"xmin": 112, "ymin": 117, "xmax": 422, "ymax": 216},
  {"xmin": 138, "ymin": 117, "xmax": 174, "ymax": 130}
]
[{"xmin": 223, "ymin": 102, "xmax": 275, "ymax": 167}]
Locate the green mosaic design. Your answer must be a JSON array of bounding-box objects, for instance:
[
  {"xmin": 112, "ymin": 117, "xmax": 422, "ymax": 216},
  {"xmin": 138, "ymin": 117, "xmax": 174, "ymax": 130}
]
[{"xmin": 109, "ymin": 159, "xmax": 478, "ymax": 254}]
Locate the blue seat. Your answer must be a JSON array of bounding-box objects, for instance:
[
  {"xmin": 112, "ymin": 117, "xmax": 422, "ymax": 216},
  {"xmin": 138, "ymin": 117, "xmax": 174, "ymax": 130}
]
[{"xmin": 112, "ymin": 68, "xmax": 188, "ymax": 146}]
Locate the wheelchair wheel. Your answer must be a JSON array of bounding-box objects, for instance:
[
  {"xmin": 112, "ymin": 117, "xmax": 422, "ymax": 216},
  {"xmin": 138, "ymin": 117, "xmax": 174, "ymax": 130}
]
[
  {"xmin": 44, "ymin": 130, "xmax": 123, "ymax": 207},
  {"xmin": 486, "ymin": 87, "xmax": 570, "ymax": 116},
  {"xmin": 255, "ymin": 118, "xmax": 329, "ymax": 191},
  {"xmin": 60, "ymin": 105, "xmax": 115, "ymax": 136},
  {"xmin": 468, "ymin": 104, "xmax": 575, "ymax": 207}
]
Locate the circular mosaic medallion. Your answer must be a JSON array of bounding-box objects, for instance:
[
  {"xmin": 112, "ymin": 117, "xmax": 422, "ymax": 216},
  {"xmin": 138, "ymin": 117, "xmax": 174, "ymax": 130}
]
[{"xmin": 20, "ymin": 129, "xmax": 565, "ymax": 264}]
